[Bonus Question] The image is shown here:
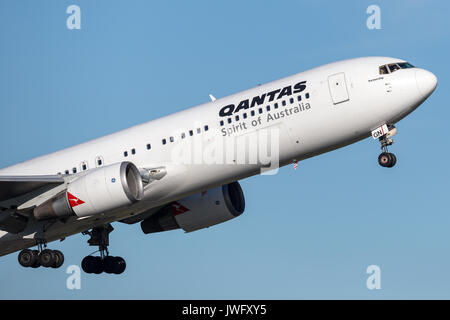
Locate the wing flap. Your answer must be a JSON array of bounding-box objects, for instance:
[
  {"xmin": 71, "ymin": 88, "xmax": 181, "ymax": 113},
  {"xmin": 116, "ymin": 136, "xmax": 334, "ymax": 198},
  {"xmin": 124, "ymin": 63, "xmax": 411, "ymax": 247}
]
[
  {"xmin": 0, "ymin": 175, "xmax": 65, "ymax": 202},
  {"xmin": 0, "ymin": 208, "xmax": 28, "ymax": 233}
]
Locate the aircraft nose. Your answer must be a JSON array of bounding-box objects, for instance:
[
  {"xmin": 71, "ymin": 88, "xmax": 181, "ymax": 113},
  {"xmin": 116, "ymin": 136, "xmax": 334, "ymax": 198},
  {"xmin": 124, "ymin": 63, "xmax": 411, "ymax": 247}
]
[{"xmin": 416, "ymin": 69, "xmax": 437, "ymax": 99}]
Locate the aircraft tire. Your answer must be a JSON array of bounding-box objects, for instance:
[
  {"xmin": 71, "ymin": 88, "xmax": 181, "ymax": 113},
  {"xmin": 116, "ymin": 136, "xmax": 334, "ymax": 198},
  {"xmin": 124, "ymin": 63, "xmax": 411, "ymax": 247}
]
[
  {"xmin": 114, "ymin": 257, "xmax": 126, "ymax": 275},
  {"xmin": 18, "ymin": 249, "xmax": 37, "ymax": 268},
  {"xmin": 103, "ymin": 256, "xmax": 117, "ymax": 274},
  {"xmin": 52, "ymin": 250, "xmax": 65, "ymax": 269},
  {"xmin": 388, "ymin": 153, "xmax": 397, "ymax": 167},
  {"xmin": 39, "ymin": 249, "xmax": 56, "ymax": 268}
]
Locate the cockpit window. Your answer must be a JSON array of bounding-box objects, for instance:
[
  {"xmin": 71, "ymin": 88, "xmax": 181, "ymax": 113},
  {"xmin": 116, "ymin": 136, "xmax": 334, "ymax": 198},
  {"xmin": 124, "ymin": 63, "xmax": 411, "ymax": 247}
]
[
  {"xmin": 379, "ymin": 62, "xmax": 415, "ymax": 75},
  {"xmin": 398, "ymin": 62, "xmax": 415, "ymax": 69},
  {"xmin": 379, "ymin": 65, "xmax": 389, "ymax": 75},
  {"xmin": 388, "ymin": 63, "xmax": 400, "ymax": 73}
]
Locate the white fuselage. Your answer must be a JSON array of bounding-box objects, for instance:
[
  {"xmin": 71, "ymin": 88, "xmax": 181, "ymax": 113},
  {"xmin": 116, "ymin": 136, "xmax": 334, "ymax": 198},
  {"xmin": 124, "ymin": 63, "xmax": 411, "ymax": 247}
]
[{"xmin": 0, "ymin": 57, "xmax": 437, "ymax": 255}]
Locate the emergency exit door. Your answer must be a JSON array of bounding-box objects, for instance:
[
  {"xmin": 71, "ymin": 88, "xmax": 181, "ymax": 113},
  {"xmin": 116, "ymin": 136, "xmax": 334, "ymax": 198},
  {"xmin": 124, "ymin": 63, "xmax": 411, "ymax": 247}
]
[{"xmin": 328, "ymin": 73, "xmax": 349, "ymax": 104}]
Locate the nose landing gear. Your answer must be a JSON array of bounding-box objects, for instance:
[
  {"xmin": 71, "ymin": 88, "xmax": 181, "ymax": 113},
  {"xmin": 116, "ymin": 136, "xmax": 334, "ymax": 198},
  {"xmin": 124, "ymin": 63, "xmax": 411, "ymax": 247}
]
[
  {"xmin": 376, "ymin": 125, "xmax": 397, "ymax": 168},
  {"xmin": 81, "ymin": 224, "xmax": 126, "ymax": 275}
]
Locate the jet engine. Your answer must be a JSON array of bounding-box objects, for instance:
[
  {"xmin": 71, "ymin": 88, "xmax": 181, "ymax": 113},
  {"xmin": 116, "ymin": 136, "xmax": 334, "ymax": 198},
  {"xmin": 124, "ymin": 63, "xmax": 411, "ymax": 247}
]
[
  {"xmin": 34, "ymin": 162, "xmax": 143, "ymax": 220},
  {"xmin": 141, "ymin": 181, "xmax": 245, "ymax": 234}
]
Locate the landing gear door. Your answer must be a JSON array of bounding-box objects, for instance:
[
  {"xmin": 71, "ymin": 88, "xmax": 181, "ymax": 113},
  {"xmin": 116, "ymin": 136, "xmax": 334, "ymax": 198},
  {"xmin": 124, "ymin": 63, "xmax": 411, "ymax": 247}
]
[{"xmin": 328, "ymin": 72, "xmax": 350, "ymax": 104}]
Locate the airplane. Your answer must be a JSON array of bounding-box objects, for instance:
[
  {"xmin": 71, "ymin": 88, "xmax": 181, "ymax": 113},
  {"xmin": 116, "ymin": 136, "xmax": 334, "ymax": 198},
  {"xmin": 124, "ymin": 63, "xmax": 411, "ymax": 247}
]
[{"xmin": 0, "ymin": 57, "xmax": 437, "ymax": 275}]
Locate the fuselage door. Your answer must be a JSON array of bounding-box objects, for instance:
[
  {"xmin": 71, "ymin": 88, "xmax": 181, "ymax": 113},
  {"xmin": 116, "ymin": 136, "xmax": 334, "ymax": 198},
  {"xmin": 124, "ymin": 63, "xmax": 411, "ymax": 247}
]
[{"xmin": 328, "ymin": 72, "xmax": 350, "ymax": 104}]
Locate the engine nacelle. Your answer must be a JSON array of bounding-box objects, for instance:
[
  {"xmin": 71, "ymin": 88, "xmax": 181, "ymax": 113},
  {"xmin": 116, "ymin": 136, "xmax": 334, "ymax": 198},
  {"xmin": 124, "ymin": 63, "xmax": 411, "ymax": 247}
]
[
  {"xmin": 141, "ymin": 182, "xmax": 245, "ymax": 234},
  {"xmin": 34, "ymin": 162, "xmax": 143, "ymax": 220}
]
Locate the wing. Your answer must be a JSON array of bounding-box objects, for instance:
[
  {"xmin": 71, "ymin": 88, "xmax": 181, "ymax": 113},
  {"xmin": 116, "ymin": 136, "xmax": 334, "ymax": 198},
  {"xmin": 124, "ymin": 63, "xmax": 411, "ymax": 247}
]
[
  {"xmin": 0, "ymin": 175, "xmax": 65, "ymax": 233},
  {"xmin": 0, "ymin": 175, "xmax": 64, "ymax": 202}
]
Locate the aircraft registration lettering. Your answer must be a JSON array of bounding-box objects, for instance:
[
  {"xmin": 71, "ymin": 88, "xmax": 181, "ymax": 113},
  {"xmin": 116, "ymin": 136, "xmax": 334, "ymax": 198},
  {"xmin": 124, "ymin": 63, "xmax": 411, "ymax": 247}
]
[{"xmin": 371, "ymin": 124, "xmax": 388, "ymax": 140}]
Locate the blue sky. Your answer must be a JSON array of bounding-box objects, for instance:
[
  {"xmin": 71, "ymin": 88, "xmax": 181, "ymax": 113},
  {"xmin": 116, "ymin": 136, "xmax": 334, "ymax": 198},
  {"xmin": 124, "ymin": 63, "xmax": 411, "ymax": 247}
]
[{"xmin": 0, "ymin": 0, "xmax": 449, "ymax": 299}]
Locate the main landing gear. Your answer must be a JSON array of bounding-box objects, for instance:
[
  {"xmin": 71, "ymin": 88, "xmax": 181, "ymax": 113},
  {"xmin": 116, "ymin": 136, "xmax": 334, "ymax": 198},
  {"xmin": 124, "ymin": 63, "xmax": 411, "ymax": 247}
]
[
  {"xmin": 377, "ymin": 125, "xmax": 397, "ymax": 168},
  {"xmin": 18, "ymin": 241, "xmax": 64, "ymax": 269},
  {"xmin": 81, "ymin": 224, "xmax": 126, "ymax": 275}
]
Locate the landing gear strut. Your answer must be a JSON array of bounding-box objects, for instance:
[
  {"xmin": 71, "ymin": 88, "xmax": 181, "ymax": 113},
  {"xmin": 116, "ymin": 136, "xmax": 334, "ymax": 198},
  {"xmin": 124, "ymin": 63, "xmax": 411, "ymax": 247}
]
[
  {"xmin": 377, "ymin": 125, "xmax": 397, "ymax": 168},
  {"xmin": 18, "ymin": 240, "xmax": 64, "ymax": 269},
  {"xmin": 81, "ymin": 224, "xmax": 126, "ymax": 275}
]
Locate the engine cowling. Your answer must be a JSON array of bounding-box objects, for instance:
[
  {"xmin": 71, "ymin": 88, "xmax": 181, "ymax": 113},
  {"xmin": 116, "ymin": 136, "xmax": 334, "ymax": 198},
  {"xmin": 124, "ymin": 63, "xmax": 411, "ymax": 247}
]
[
  {"xmin": 141, "ymin": 181, "xmax": 245, "ymax": 234},
  {"xmin": 34, "ymin": 162, "xmax": 143, "ymax": 220}
]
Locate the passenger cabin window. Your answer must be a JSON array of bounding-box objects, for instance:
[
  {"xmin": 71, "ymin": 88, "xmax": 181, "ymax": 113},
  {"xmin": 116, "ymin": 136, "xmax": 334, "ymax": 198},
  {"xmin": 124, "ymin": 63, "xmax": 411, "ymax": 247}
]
[
  {"xmin": 95, "ymin": 156, "xmax": 103, "ymax": 167},
  {"xmin": 131, "ymin": 148, "xmax": 136, "ymax": 155},
  {"xmin": 146, "ymin": 143, "xmax": 151, "ymax": 150}
]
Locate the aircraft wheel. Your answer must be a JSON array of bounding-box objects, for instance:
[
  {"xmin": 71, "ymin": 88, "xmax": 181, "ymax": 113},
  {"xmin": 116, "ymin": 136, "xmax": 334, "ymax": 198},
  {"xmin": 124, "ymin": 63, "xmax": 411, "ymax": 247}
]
[
  {"xmin": 18, "ymin": 249, "xmax": 37, "ymax": 268},
  {"xmin": 52, "ymin": 250, "xmax": 65, "ymax": 269},
  {"xmin": 388, "ymin": 153, "xmax": 397, "ymax": 167},
  {"xmin": 82, "ymin": 256, "xmax": 96, "ymax": 274},
  {"xmin": 114, "ymin": 257, "xmax": 126, "ymax": 275},
  {"xmin": 39, "ymin": 249, "xmax": 56, "ymax": 268},
  {"xmin": 103, "ymin": 256, "xmax": 117, "ymax": 274},
  {"xmin": 31, "ymin": 250, "xmax": 41, "ymax": 268},
  {"xmin": 92, "ymin": 257, "xmax": 104, "ymax": 274},
  {"xmin": 378, "ymin": 152, "xmax": 396, "ymax": 168},
  {"xmin": 378, "ymin": 152, "xmax": 390, "ymax": 167}
]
